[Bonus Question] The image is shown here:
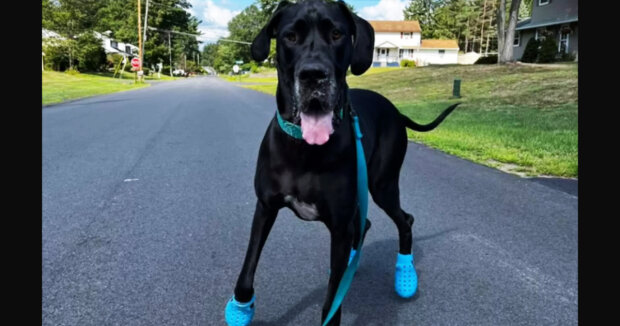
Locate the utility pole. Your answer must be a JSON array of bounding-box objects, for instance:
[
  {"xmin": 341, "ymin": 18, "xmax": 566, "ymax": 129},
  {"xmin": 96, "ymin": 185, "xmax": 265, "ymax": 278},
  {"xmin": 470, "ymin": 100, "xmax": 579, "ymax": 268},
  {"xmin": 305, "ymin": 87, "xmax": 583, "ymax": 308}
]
[
  {"xmin": 168, "ymin": 32, "xmax": 172, "ymax": 77},
  {"xmin": 142, "ymin": 0, "xmax": 149, "ymax": 70},
  {"xmin": 137, "ymin": 0, "xmax": 143, "ymax": 81}
]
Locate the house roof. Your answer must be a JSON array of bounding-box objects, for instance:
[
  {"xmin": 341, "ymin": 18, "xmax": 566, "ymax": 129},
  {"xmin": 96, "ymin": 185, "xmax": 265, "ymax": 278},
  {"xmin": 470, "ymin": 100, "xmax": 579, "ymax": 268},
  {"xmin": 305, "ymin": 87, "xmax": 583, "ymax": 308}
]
[
  {"xmin": 369, "ymin": 20, "xmax": 421, "ymax": 33},
  {"xmin": 420, "ymin": 40, "xmax": 459, "ymax": 49},
  {"xmin": 515, "ymin": 17, "xmax": 578, "ymax": 30},
  {"xmin": 42, "ymin": 28, "xmax": 66, "ymax": 40},
  {"xmin": 376, "ymin": 41, "xmax": 399, "ymax": 48},
  {"xmin": 516, "ymin": 0, "xmax": 578, "ymax": 31},
  {"xmin": 93, "ymin": 31, "xmax": 138, "ymax": 57}
]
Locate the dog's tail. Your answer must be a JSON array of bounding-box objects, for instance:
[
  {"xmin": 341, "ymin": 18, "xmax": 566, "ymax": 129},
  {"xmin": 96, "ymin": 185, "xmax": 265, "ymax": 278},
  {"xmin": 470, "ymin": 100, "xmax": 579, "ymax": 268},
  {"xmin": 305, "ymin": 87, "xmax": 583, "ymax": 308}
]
[{"xmin": 401, "ymin": 103, "xmax": 460, "ymax": 132}]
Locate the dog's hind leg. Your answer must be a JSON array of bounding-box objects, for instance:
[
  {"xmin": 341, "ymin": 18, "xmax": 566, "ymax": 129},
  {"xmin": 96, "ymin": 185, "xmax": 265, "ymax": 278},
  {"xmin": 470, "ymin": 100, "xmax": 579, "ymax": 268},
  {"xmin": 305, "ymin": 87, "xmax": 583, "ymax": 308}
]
[
  {"xmin": 370, "ymin": 181, "xmax": 418, "ymax": 299},
  {"xmin": 226, "ymin": 200, "xmax": 278, "ymax": 325},
  {"xmin": 370, "ymin": 181, "xmax": 414, "ymax": 255}
]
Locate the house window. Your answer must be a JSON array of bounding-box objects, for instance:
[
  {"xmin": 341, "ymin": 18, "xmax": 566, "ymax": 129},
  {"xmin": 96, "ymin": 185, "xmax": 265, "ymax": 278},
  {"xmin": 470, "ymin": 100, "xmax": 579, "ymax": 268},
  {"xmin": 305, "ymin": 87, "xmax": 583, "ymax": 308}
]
[
  {"xmin": 538, "ymin": 0, "xmax": 549, "ymax": 6},
  {"xmin": 438, "ymin": 49, "xmax": 445, "ymax": 56},
  {"xmin": 125, "ymin": 45, "xmax": 131, "ymax": 54},
  {"xmin": 513, "ymin": 31, "xmax": 521, "ymax": 46},
  {"xmin": 111, "ymin": 40, "xmax": 118, "ymax": 49},
  {"xmin": 400, "ymin": 49, "xmax": 414, "ymax": 58},
  {"xmin": 558, "ymin": 31, "xmax": 569, "ymax": 53}
]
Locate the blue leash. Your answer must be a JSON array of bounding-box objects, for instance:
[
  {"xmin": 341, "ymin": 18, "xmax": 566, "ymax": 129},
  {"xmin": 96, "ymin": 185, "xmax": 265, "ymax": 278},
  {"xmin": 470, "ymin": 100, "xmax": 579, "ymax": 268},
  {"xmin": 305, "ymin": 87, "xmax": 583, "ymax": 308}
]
[
  {"xmin": 322, "ymin": 114, "xmax": 368, "ymax": 326},
  {"xmin": 274, "ymin": 108, "xmax": 369, "ymax": 326}
]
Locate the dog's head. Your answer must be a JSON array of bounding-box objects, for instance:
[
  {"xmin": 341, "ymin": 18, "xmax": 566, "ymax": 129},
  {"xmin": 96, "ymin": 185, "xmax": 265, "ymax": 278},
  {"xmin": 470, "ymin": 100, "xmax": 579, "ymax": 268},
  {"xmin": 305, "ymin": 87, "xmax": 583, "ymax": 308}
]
[{"xmin": 251, "ymin": 0, "xmax": 374, "ymax": 145}]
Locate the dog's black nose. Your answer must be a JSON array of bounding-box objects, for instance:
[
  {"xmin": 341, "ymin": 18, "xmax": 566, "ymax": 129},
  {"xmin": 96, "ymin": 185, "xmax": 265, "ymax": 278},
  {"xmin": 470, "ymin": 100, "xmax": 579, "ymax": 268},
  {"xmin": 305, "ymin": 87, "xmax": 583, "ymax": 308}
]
[{"xmin": 298, "ymin": 64, "xmax": 328, "ymax": 82}]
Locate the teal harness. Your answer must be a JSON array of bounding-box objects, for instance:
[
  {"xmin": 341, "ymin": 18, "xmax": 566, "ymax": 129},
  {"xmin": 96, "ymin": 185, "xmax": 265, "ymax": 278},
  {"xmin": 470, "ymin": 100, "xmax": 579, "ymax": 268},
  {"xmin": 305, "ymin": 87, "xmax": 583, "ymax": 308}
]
[{"xmin": 275, "ymin": 107, "xmax": 368, "ymax": 326}]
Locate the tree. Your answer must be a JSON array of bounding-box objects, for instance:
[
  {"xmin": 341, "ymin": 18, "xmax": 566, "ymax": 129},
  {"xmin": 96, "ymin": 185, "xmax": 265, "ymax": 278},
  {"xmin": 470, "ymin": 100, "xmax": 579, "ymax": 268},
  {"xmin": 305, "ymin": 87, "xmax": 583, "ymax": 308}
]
[
  {"xmin": 226, "ymin": 4, "xmax": 265, "ymax": 64},
  {"xmin": 76, "ymin": 32, "xmax": 107, "ymax": 71},
  {"xmin": 201, "ymin": 43, "xmax": 219, "ymax": 67},
  {"xmin": 404, "ymin": 0, "xmax": 445, "ymax": 38},
  {"xmin": 519, "ymin": 0, "xmax": 532, "ymax": 19},
  {"xmin": 497, "ymin": 0, "xmax": 522, "ymax": 63}
]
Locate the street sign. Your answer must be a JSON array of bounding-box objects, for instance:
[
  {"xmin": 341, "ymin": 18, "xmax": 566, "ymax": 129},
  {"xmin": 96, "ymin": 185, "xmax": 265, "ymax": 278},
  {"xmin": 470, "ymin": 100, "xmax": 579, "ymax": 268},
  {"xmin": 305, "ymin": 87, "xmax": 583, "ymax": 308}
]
[
  {"xmin": 131, "ymin": 58, "xmax": 141, "ymax": 68},
  {"xmin": 233, "ymin": 65, "xmax": 240, "ymax": 74},
  {"xmin": 235, "ymin": 60, "xmax": 244, "ymax": 64}
]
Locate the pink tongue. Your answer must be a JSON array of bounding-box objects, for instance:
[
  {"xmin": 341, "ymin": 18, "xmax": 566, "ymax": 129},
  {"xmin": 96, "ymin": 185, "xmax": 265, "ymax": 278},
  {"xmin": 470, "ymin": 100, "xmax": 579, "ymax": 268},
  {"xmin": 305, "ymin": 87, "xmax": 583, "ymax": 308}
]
[{"xmin": 300, "ymin": 111, "xmax": 334, "ymax": 145}]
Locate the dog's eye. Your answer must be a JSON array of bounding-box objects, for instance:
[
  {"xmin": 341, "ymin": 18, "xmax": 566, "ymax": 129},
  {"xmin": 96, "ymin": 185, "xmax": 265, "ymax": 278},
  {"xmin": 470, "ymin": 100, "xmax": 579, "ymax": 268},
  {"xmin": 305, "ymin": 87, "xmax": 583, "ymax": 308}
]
[
  {"xmin": 285, "ymin": 32, "xmax": 297, "ymax": 43},
  {"xmin": 331, "ymin": 29, "xmax": 342, "ymax": 41}
]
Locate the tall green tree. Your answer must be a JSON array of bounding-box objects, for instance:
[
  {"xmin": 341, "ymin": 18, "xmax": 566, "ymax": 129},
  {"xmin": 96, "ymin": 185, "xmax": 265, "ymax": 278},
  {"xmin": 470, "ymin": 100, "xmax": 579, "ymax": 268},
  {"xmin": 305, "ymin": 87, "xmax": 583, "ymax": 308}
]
[{"xmin": 404, "ymin": 0, "xmax": 445, "ymax": 38}]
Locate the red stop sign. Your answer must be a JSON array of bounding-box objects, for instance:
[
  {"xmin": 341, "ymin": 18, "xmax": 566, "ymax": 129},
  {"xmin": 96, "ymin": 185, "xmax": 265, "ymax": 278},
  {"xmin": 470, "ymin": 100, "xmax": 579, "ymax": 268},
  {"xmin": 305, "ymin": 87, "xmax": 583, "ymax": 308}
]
[{"xmin": 131, "ymin": 58, "xmax": 141, "ymax": 68}]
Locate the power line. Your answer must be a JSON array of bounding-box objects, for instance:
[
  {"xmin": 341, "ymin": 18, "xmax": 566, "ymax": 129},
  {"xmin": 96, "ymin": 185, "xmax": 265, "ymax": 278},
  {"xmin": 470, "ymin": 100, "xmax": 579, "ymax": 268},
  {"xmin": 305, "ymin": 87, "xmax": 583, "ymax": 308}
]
[
  {"xmin": 218, "ymin": 39, "xmax": 251, "ymax": 45},
  {"xmin": 148, "ymin": 26, "xmax": 201, "ymax": 37}
]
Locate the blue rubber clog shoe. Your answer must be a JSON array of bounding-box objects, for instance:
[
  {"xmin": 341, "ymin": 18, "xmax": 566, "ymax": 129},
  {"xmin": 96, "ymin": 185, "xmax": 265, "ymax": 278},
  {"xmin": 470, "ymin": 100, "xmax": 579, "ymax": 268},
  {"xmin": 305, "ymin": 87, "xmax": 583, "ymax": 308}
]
[
  {"xmin": 225, "ymin": 295, "xmax": 255, "ymax": 326},
  {"xmin": 395, "ymin": 253, "xmax": 418, "ymax": 298}
]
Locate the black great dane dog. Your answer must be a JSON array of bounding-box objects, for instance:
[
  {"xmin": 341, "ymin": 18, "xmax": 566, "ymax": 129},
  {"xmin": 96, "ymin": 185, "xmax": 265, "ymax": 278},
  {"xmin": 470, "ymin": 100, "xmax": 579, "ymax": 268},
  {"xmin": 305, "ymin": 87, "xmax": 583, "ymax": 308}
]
[{"xmin": 224, "ymin": 1, "xmax": 458, "ymax": 325}]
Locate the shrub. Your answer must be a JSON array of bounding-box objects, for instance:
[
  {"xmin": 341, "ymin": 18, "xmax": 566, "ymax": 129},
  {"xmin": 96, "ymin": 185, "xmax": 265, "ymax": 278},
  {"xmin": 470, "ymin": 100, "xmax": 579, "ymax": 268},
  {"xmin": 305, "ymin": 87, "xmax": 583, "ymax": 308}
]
[
  {"xmin": 560, "ymin": 52, "xmax": 576, "ymax": 62},
  {"xmin": 474, "ymin": 54, "xmax": 498, "ymax": 64},
  {"xmin": 520, "ymin": 38, "xmax": 540, "ymax": 63},
  {"xmin": 65, "ymin": 67, "xmax": 80, "ymax": 75},
  {"xmin": 42, "ymin": 39, "xmax": 73, "ymax": 71},
  {"xmin": 537, "ymin": 36, "xmax": 558, "ymax": 63},
  {"xmin": 400, "ymin": 59, "xmax": 416, "ymax": 68}
]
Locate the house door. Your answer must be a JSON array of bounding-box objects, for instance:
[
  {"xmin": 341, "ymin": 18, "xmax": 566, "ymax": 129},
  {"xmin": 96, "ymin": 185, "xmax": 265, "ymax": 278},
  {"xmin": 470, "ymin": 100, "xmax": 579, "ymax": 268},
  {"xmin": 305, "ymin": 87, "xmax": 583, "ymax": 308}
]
[{"xmin": 380, "ymin": 49, "xmax": 387, "ymax": 62}]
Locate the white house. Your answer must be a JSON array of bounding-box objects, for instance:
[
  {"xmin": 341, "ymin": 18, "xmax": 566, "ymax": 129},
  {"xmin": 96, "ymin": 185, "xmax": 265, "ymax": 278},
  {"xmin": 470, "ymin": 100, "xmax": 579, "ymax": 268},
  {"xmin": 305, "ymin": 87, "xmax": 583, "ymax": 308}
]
[
  {"xmin": 369, "ymin": 21, "xmax": 459, "ymax": 67},
  {"xmin": 93, "ymin": 31, "xmax": 139, "ymax": 59},
  {"xmin": 42, "ymin": 28, "xmax": 138, "ymax": 59}
]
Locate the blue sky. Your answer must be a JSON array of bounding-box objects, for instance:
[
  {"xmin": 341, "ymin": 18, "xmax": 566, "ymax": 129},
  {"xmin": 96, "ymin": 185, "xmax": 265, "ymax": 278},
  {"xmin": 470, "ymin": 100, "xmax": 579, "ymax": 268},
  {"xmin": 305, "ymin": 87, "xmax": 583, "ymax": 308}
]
[{"xmin": 186, "ymin": 0, "xmax": 409, "ymax": 48}]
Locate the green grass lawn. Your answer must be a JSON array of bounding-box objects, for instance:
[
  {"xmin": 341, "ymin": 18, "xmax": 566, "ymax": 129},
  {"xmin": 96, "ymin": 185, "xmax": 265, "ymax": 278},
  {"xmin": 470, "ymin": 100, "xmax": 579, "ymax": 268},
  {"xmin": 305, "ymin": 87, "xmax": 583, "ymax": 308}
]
[
  {"xmin": 42, "ymin": 70, "xmax": 178, "ymax": 106},
  {"xmin": 224, "ymin": 64, "xmax": 578, "ymax": 178}
]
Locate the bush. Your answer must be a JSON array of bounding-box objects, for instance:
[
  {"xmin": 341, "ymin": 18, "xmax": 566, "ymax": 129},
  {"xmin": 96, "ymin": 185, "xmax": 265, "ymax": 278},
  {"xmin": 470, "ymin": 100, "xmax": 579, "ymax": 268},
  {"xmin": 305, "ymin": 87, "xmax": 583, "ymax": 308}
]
[
  {"xmin": 107, "ymin": 54, "xmax": 124, "ymax": 69},
  {"xmin": 520, "ymin": 38, "xmax": 540, "ymax": 63},
  {"xmin": 65, "ymin": 67, "xmax": 80, "ymax": 75},
  {"xmin": 560, "ymin": 52, "xmax": 576, "ymax": 62},
  {"xmin": 76, "ymin": 32, "xmax": 107, "ymax": 72},
  {"xmin": 475, "ymin": 55, "xmax": 498, "ymax": 64},
  {"xmin": 537, "ymin": 36, "xmax": 558, "ymax": 63},
  {"xmin": 43, "ymin": 39, "xmax": 73, "ymax": 71},
  {"xmin": 400, "ymin": 59, "xmax": 416, "ymax": 68}
]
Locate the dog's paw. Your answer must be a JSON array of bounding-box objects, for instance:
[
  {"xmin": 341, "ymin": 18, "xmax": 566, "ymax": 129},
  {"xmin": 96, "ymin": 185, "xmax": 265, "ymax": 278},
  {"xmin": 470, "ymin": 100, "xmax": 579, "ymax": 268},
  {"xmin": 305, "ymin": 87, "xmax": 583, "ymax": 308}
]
[
  {"xmin": 394, "ymin": 253, "xmax": 418, "ymax": 298},
  {"xmin": 225, "ymin": 295, "xmax": 255, "ymax": 326}
]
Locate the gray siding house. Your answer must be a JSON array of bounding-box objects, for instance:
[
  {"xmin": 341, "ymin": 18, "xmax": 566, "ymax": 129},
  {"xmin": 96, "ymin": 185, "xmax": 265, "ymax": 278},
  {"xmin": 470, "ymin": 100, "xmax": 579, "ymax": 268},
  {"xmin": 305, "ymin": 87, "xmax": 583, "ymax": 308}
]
[{"xmin": 513, "ymin": 0, "xmax": 578, "ymax": 61}]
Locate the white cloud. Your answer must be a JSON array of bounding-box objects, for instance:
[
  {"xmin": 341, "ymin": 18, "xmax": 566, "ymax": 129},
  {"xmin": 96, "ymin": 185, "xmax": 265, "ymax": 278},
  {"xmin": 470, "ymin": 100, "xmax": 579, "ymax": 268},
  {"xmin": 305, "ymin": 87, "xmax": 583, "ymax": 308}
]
[
  {"xmin": 198, "ymin": 26, "xmax": 230, "ymax": 44},
  {"xmin": 358, "ymin": 0, "xmax": 408, "ymax": 21},
  {"xmin": 202, "ymin": 0, "xmax": 240, "ymax": 29}
]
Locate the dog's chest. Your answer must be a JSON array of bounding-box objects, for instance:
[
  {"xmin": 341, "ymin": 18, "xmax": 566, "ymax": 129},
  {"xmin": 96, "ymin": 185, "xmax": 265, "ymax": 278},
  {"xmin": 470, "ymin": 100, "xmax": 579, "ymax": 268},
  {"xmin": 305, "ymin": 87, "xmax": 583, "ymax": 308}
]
[
  {"xmin": 278, "ymin": 169, "xmax": 324, "ymax": 221},
  {"xmin": 284, "ymin": 195, "xmax": 319, "ymax": 221}
]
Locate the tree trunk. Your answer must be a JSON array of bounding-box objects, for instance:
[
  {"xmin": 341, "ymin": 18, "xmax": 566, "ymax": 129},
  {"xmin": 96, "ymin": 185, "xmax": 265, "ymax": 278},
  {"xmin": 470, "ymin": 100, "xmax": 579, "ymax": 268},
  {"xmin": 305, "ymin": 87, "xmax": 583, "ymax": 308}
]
[
  {"xmin": 465, "ymin": 16, "xmax": 470, "ymax": 52},
  {"xmin": 499, "ymin": 0, "xmax": 522, "ymax": 63},
  {"xmin": 480, "ymin": 0, "xmax": 488, "ymax": 53},
  {"xmin": 497, "ymin": 0, "xmax": 506, "ymax": 63}
]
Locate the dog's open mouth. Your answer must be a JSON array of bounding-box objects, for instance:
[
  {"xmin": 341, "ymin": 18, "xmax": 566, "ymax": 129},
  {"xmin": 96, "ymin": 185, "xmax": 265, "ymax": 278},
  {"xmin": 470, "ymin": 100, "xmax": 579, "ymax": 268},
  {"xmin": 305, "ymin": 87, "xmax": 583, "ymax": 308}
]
[{"xmin": 300, "ymin": 110, "xmax": 334, "ymax": 145}]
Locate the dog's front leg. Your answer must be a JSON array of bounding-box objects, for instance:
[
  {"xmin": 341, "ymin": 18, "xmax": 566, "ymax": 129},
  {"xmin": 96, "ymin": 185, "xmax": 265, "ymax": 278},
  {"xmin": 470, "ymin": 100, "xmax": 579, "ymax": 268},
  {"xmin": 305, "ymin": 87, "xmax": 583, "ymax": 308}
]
[
  {"xmin": 233, "ymin": 200, "xmax": 278, "ymax": 302},
  {"xmin": 321, "ymin": 222, "xmax": 353, "ymax": 326}
]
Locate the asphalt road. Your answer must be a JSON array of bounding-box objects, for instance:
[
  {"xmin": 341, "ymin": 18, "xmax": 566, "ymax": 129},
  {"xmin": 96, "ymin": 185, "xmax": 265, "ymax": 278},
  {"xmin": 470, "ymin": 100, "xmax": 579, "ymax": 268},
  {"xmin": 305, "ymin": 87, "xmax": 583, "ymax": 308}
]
[{"xmin": 42, "ymin": 76, "xmax": 578, "ymax": 325}]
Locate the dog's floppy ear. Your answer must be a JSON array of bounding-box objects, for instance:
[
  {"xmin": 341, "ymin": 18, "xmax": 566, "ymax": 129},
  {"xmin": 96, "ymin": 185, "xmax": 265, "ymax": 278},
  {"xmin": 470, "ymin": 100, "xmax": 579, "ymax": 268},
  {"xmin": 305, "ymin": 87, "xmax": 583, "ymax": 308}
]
[
  {"xmin": 251, "ymin": 1, "xmax": 292, "ymax": 62},
  {"xmin": 337, "ymin": 1, "xmax": 375, "ymax": 75}
]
